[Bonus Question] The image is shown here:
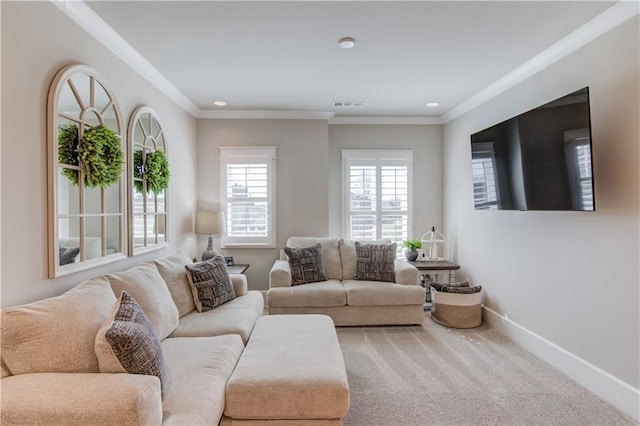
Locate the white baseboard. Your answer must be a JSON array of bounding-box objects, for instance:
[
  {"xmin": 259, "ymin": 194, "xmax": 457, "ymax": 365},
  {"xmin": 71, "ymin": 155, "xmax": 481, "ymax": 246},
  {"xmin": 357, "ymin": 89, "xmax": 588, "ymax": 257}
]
[{"xmin": 483, "ymin": 306, "xmax": 640, "ymax": 421}]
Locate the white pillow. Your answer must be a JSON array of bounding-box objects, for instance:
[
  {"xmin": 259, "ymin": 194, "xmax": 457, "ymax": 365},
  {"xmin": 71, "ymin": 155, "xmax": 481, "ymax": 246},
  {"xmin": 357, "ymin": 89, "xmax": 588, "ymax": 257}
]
[
  {"xmin": 151, "ymin": 252, "xmax": 196, "ymax": 318},
  {"xmin": 106, "ymin": 263, "xmax": 179, "ymax": 340}
]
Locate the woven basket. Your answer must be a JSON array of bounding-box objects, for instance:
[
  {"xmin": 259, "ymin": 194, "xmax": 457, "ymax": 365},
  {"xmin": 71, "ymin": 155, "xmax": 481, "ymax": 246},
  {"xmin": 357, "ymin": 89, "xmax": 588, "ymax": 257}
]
[{"xmin": 430, "ymin": 287, "xmax": 482, "ymax": 329}]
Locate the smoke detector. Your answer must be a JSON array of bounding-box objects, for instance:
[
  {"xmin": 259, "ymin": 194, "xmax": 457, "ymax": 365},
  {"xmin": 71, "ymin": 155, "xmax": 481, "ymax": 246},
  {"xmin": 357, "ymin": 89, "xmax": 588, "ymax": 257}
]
[{"xmin": 338, "ymin": 37, "xmax": 356, "ymax": 49}]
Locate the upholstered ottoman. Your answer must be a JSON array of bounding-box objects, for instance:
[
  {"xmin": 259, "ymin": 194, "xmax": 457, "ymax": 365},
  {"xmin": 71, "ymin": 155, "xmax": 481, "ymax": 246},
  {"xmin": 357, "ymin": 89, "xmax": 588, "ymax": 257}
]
[{"xmin": 222, "ymin": 315, "xmax": 350, "ymax": 425}]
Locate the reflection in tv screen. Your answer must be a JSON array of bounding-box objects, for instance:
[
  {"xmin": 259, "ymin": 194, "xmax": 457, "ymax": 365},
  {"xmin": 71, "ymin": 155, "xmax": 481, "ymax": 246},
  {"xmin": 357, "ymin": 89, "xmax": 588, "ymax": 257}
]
[{"xmin": 470, "ymin": 87, "xmax": 595, "ymax": 211}]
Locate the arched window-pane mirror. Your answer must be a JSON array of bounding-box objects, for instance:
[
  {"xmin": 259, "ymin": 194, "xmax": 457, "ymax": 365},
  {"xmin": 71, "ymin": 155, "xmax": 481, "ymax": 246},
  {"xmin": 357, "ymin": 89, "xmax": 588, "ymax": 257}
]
[
  {"xmin": 48, "ymin": 64, "xmax": 126, "ymax": 277},
  {"xmin": 128, "ymin": 106, "xmax": 169, "ymax": 255}
]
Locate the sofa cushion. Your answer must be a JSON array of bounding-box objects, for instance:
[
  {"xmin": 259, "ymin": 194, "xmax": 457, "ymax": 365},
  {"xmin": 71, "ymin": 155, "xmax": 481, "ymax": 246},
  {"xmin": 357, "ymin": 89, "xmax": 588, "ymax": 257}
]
[
  {"xmin": 0, "ymin": 276, "xmax": 116, "ymax": 375},
  {"xmin": 161, "ymin": 335, "xmax": 244, "ymax": 426},
  {"xmin": 340, "ymin": 239, "xmax": 391, "ymax": 280},
  {"xmin": 354, "ymin": 242, "xmax": 396, "ymax": 283},
  {"xmin": 171, "ymin": 291, "xmax": 264, "ymax": 345},
  {"xmin": 107, "ymin": 263, "xmax": 179, "ymax": 340},
  {"xmin": 95, "ymin": 291, "xmax": 168, "ymax": 396},
  {"xmin": 285, "ymin": 237, "xmax": 342, "ymax": 280},
  {"xmin": 185, "ymin": 256, "xmax": 236, "ymax": 312},
  {"xmin": 284, "ymin": 243, "xmax": 327, "ymax": 285},
  {"xmin": 268, "ymin": 280, "xmax": 346, "ymax": 308},
  {"xmin": 151, "ymin": 252, "xmax": 196, "ymax": 317},
  {"xmin": 343, "ymin": 280, "xmax": 426, "ymax": 306}
]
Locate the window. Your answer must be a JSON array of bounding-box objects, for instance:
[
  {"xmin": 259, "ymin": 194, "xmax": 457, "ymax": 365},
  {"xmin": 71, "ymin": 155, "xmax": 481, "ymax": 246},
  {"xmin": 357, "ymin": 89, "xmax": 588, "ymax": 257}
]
[
  {"xmin": 220, "ymin": 147, "xmax": 276, "ymax": 247},
  {"xmin": 471, "ymin": 142, "xmax": 499, "ymax": 210},
  {"xmin": 342, "ymin": 150, "xmax": 413, "ymax": 255}
]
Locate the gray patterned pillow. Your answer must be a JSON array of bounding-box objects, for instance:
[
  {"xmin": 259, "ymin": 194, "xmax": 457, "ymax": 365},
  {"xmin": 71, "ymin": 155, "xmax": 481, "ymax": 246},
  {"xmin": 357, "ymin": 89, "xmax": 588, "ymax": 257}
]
[
  {"xmin": 95, "ymin": 291, "xmax": 167, "ymax": 397},
  {"xmin": 354, "ymin": 242, "xmax": 397, "ymax": 283},
  {"xmin": 185, "ymin": 256, "xmax": 236, "ymax": 312},
  {"xmin": 284, "ymin": 243, "xmax": 327, "ymax": 286},
  {"xmin": 58, "ymin": 244, "xmax": 79, "ymax": 265}
]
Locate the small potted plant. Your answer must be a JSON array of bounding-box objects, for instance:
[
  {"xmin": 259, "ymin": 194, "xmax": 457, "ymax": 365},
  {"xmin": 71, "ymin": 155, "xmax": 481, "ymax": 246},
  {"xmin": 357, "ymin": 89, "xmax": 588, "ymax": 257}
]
[{"xmin": 403, "ymin": 238, "xmax": 422, "ymax": 261}]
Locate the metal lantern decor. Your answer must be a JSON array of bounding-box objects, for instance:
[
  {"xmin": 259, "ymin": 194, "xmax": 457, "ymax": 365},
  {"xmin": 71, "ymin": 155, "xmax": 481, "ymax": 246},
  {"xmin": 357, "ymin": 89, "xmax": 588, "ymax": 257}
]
[{"xmin": 421, "ymin": 226, "xmax": 446, "ymax": 261}]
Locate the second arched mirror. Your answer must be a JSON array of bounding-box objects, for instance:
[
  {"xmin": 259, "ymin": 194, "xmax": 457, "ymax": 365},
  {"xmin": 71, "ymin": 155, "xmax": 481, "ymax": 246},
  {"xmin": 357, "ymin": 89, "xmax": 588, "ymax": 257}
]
[{"xmin": 127, "ymin": 106, "xmax": 170, "ymax": 255}]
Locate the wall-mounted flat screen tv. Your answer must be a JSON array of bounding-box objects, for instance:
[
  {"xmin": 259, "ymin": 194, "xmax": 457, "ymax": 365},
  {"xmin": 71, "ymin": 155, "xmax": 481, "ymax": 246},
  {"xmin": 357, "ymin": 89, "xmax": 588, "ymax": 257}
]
[{"xmin": 470, "ymin": 87, "xmax": 595, "ymax": 211}]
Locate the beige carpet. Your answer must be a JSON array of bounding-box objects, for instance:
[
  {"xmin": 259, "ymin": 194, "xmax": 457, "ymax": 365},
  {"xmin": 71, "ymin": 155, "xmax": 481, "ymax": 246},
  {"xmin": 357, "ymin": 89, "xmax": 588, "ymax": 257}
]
[{"xmin": 337, "ymin": 313, "xmax": 636, "ymax": 426}]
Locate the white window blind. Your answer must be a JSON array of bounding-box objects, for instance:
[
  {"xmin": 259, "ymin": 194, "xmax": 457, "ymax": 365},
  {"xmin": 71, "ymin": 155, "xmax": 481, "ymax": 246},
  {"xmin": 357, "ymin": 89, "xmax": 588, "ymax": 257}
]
[
  {"xmin": 471, "ymin": 142, "xmax": 499, "ymax": 210},
  {"xmin": 220, "ymin": 147, "xmax": 276, "ymax": 247},
  {"xmin": 342, "ymin": 150, "xmax": 413, "ymax": 256}
]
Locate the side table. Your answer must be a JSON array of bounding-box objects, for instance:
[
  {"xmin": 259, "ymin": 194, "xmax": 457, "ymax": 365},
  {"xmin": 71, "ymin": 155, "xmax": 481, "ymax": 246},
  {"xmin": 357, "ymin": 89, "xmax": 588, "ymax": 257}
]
[
  {"xmin": 407, "ymin": 260, "xmax": 461, "ymax": 310},
  {"xmin": 227, "ymin": 264, "xmax": 249, "ymax": 274}
]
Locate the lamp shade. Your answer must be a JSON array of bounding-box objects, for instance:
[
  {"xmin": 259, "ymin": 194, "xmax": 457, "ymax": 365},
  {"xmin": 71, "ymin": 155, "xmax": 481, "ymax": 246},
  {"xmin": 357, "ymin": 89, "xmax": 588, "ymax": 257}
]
[{"xmin": 195, "ymin": 211, "xmax": 219, "ymax": 235}]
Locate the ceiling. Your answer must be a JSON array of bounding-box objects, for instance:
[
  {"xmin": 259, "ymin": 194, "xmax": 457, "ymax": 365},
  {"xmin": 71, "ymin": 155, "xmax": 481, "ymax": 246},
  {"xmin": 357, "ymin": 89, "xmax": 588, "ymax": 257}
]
[{"xmin": 86, "ymin": 1, "xmax": 617, "ymax": 119}]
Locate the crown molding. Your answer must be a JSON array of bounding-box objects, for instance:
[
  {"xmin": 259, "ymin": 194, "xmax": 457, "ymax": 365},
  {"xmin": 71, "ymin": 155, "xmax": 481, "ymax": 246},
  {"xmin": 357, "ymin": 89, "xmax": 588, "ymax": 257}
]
[
  {"xmin": 53, "ymin": 1, "xmax": 638, "ymax": 125},
  {"xmin": 441, "ymin": 1, "xmax": 640, "ymax": 123},
  {"xmin": 196, "ymin": 110, "xmax": 335, "ymax": 120},
  {"xmin": 51, "ymin": 0, "xmax": 200, "ymax": 116},
  {"xmin": 329, "ymin": 116, "xmax": 442, "ymax": 125}
]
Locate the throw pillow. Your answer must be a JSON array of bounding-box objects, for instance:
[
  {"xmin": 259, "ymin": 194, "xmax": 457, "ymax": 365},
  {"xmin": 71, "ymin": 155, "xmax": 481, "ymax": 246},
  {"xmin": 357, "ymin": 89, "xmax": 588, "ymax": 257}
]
[
  {"xmin": 354, "ymin": 242, "xmax": 397, "ymax": 283},
  {"xmin": 95, "ymin": 291, "xmax": 168, "ymax": 397},
  {"xmin": 184, "ymin": 256, "xmax": 236, "ymax": 312},
  {"xmin": 106, "ymin": 263, "xmax": 179, "ymax": 341},
  {"xmin": 152, "ymin": 252, "xmax": 196, "ymax": 318},
  {"xmin": 59, "ymin": 244, "xmax": 80, "ymax": 265},
  {"xmin": 284, "ymin": 243, "xmax": 327, "ymax": 285}
]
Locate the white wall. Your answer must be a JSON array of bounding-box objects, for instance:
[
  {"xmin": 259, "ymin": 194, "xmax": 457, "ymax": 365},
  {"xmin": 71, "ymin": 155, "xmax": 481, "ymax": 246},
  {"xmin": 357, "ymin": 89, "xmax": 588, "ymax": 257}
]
[
  {"xmin": 196, "ymin": 119, "xmax": 329, "ymax": 290},
  {"xmin": 328, "ymin": 124, "xmax": 443, "ymax": 239},
  {"xmin": 1, "ymin": 2, "xmax": 198, "ymax": 308},
  {"xmin": 443, "ymin": 16, "xmax": 639, "ymax": 415}
]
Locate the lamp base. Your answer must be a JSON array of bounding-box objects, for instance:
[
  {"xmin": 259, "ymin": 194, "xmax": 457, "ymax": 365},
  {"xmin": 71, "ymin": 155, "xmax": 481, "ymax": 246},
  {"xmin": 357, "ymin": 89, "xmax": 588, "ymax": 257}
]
[{"xmin": 201, "ymin": 234, "xmax": 220, "ymax": 261}]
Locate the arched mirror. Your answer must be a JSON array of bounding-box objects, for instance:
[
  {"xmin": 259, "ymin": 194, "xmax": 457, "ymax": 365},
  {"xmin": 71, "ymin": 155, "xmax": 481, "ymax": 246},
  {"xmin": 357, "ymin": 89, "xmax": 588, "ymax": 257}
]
[
  {"xmin": 128, "ymin": 106, "xmax": 169, "ymax": 255},
  {"xmin": 47, "ymin": 64, "xmax": 126, "ymax": 277}
]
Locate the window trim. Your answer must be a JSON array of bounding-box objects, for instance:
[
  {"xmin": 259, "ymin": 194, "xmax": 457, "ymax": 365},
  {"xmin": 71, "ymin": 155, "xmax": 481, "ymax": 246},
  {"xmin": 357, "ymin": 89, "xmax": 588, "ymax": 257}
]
[
  {"xmin": 341, "ymin": 150, "xmax": 413, "ymax": 247},
  {"xmin": 219, "ymin": 146, "xmax": 277, "ymax": 248}
]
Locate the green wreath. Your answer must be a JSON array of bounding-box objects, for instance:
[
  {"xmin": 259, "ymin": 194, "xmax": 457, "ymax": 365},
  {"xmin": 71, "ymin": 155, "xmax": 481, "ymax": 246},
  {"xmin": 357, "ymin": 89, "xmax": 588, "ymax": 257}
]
[
  {"xmin": 134, "ymin": 149, "xmax": 170, "ymax": 195},
  {"xmin": 58, "ymin": 124, "xmax": 123, "ymax": 188}
]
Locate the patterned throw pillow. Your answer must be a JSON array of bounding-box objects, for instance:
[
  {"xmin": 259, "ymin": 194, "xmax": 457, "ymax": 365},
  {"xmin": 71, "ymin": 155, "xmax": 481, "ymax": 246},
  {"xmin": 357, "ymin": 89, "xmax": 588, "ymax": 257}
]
[
  {"xmin": 354, "ymin": 242, "xmax": 397, "ymax": 283},
  {"xmin": 284, "ymin": 243, "xmax": 327, "ymax": 286},
  {"xmin": 95, "ymin": 291, "xmax": 168, "ymax": 396},
  {"xmin": 184, "ymin": 256, "xmax": 236, "ymax": 312},
  {"xmin": 58, "ymin": 244, "xmax": 79, "ymax": 265}
]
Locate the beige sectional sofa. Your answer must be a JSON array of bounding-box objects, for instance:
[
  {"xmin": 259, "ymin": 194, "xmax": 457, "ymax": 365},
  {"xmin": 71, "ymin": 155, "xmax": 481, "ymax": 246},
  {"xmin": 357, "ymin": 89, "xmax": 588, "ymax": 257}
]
[
  {"xmin": 268, "ymin": 237, "xmax": 426, "ymax": 325},
  {"xmin": 0, "ymin": 252, "xmax": 264, "ymax": 425}
]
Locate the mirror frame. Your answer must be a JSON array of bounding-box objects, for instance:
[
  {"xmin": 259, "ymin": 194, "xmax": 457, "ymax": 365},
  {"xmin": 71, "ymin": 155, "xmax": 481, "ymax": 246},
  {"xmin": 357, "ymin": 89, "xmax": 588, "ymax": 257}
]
[
  {"xmin": 47, "ymin": 64, "xmax": 126, "ymax": 277},
  {"xmin": 127, "ymin": 106, "xmax": 170, "ymax": 255}
]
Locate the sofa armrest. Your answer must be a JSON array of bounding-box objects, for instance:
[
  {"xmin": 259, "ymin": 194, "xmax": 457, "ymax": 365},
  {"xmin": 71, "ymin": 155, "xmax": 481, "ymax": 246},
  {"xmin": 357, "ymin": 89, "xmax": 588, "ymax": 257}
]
[
  {"xmin": 269, "ymin": 260, "xmax": 292, "ymax": 288},
  {"xmin": 230, "ymin": 273, "xmax": 248, "ymax": 296},
  {"xmin": 394, "ymin": 259, "xmax": 420, "ymax": 285},
  {"xmin": 1, "ymin": 372, "xmax": 162, "ymax": 425}
]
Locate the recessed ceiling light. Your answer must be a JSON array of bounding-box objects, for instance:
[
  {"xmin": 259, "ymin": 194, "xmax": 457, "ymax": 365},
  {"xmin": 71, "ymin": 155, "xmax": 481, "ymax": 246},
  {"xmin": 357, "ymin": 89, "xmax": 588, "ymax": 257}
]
[
  {"xmin": 426, "ymin": 102, "xmax": 440, "ymax": 108},
  {"xmin": 213, "ymin": 101, "xmax": 227, "ymax": 107},
  {"xmin": 338, "ymin": 37, "xmax": 355, "ymax": 49}
]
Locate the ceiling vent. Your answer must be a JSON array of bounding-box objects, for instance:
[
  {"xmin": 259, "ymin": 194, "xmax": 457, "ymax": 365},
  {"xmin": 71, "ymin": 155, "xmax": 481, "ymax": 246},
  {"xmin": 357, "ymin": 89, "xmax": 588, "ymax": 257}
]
[{"xmin": 332, "ymin": 101, "xmax": 364, "ymax": 107}]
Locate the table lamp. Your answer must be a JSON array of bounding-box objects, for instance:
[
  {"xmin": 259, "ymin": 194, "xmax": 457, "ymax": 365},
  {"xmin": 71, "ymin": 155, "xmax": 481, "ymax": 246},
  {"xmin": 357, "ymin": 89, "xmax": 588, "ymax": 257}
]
[{"xmin": 195, "ymin": 211, "xmax": 220, "ymax": 261}]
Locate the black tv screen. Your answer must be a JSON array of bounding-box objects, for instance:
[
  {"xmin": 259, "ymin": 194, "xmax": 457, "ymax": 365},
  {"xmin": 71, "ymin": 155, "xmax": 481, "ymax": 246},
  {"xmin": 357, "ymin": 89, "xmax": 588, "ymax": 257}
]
[{"xmin": 470, "ymin": 87, "xmax": 595, "ymax": 211}]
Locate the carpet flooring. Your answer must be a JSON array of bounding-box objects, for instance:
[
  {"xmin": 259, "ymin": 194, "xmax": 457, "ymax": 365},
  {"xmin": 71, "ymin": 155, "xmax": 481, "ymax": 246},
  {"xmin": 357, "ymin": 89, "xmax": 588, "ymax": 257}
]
[{"xmin": 336, "ymin": 313, "xmax": 636, "ymax": 426}]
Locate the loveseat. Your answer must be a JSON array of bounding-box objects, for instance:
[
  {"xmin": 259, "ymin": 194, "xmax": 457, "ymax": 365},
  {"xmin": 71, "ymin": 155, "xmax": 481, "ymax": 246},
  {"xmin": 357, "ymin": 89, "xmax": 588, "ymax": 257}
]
[
  {"xmin": 268, "ymin": 237, "xmax": 425, "ymax": 325},
  {"xmin": 1, "ymin": 252, "xmax": 264, "ymax": 425}
]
